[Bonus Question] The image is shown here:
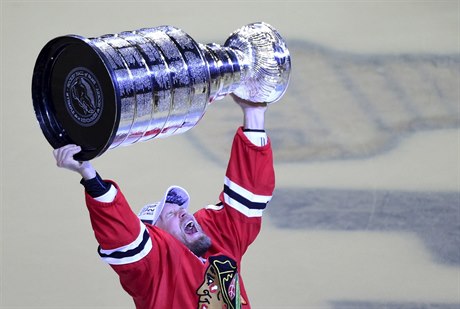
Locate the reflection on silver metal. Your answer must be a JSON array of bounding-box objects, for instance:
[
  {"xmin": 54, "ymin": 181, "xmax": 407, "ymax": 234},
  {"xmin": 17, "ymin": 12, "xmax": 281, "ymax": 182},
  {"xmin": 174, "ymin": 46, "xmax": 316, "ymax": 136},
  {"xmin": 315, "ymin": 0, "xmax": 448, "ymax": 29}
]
[{"xmin": 32, "ymin": 22, "xmax": 291, "ymax": 159}]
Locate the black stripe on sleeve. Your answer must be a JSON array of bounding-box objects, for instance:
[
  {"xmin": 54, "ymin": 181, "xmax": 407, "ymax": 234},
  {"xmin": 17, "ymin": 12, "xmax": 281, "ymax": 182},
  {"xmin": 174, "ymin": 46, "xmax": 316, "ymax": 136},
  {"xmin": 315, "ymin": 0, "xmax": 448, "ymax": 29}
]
[
  {"xmin": 223, "ymin": 185, "xmax": 267, "ymax": 210},
  {"xmin": 242, "ymin": 128, "xmax": 266, "ymax": 133},
  {"xmin": 97, "ymin": 229, "xmax": 150, "ymax": 260}
]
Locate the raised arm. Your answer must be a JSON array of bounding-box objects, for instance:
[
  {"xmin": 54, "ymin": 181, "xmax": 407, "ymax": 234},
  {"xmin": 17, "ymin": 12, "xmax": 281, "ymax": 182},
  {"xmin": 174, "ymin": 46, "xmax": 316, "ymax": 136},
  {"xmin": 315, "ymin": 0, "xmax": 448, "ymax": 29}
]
[
  {"xmin": 223, "ymin": 95, "xmax": 274, "ymax": 215},
  {"xmin": 53, "ymin": 144, "xmax": 156, "ymax": 299},
  {"xmin": 195, "ymin": 95, "xmax": 275, "ymax": 258}
]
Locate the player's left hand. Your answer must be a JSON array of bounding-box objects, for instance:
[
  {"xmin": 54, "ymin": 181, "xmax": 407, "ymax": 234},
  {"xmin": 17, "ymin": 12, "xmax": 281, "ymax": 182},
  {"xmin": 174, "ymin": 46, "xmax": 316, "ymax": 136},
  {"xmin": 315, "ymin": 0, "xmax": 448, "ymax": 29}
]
[
  {"xmin": 230, "ymin": 93, "xmax": 267, "ymax": 130},
  {"xmin": 230, "ymin": 93, "xmax": 268, "ymax": 110}
]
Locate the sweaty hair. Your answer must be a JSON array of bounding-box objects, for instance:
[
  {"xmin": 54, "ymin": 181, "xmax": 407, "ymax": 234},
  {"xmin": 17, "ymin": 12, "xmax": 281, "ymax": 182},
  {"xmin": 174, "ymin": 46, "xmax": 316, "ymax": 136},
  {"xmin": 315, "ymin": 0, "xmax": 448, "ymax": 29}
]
[{"xmin": 166, "ymin": 189, "xmax": 187, "ymax": 206}]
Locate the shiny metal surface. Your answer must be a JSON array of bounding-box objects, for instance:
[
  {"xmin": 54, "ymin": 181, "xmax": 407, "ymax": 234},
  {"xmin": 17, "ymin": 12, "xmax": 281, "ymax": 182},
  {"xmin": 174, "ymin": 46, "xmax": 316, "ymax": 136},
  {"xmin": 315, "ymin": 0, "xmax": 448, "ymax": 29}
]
[
  {"xmin": 32, "ymin": 22, "xmax": 291, "ymax": 158},
  {"xmin": 224, "ymin": 22, "xmax": 292, "ymax": 103}
]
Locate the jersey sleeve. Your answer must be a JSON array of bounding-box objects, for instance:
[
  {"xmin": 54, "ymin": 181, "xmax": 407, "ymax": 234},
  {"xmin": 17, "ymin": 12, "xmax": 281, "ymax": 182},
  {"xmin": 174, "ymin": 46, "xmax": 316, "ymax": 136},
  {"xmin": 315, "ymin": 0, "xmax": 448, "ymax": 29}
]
[
  {"xmin": 84, "ymin": 181, "xmax": 153, "ymax": 265},
  {"xmin": 196, "ymin": 127, "xmax": 275, "ymax": 259},
  {"xmin": 222, "ymin": 127, "xmax": 275, "ymax": 217},
  {"xmin": 85, "ymin": 183, "xmax": 199, "ymax": 303},
  {"xmin": 85, "ymin": 182, "xmax": 160, "ymax": 300}
]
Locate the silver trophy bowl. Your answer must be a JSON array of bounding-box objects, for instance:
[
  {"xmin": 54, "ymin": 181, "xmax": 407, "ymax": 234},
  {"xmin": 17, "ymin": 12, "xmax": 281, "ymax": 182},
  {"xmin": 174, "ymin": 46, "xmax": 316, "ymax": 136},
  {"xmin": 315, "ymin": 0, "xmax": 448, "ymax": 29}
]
[{"xmin": 32, "ymin": 22, "xmax": 291, "ymax": 160}]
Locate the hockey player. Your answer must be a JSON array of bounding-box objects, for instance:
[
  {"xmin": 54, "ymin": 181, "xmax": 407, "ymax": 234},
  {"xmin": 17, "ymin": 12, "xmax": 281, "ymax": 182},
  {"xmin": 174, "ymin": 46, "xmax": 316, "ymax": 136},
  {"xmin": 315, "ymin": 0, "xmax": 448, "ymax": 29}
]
[{"xmin": 53, "ymin": 94, "xmax": 275, "ymax": 308}]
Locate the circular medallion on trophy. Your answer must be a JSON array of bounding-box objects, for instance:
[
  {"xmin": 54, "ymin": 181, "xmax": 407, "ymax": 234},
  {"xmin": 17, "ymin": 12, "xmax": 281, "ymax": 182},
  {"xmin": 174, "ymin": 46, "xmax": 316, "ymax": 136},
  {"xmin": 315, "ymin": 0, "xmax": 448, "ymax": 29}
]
[{"xmin": 63, "ymin": 67, "xmax": 104, "ymax": 127}]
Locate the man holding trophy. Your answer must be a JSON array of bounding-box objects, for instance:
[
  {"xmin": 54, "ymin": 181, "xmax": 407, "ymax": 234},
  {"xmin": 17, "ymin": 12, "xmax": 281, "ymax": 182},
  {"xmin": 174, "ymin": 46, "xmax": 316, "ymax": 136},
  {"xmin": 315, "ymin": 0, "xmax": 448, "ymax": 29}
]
[
  {"xmin": 35, "ymin": 23, "xmax": 290, "ymax": 308},
  {"xmin": 53, "ymin": 94, "xmax": 273, "ymax": 308}
]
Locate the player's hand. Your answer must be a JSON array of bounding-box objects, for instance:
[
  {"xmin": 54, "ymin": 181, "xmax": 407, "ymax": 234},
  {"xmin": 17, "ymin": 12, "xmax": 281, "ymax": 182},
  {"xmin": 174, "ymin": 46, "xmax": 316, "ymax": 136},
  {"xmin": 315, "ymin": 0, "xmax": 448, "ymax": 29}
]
[
  {"xmin": 230, "ymin": 93, "xmax": 268, "ymax": 111},
  {"xmin": 53, "ymin": 144, "xmax": 96, "ymax": 180},
  {"xmin": 230, "ymin": 94, "xmax": 267, "ymax": 130}
]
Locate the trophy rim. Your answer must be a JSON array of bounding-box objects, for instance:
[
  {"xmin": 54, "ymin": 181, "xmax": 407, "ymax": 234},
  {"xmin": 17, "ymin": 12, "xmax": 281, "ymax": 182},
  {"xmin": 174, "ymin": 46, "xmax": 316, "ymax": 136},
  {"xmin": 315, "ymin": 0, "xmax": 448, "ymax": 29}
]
[{"xmin": 32, "ymin": 35, "xmax": 121, "ymax": 160}]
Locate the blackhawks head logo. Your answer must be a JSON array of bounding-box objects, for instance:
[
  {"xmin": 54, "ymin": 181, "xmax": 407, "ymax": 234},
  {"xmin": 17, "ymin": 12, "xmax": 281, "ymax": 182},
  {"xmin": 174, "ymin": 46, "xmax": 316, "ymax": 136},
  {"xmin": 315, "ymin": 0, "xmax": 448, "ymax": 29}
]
[{"xmin": 196, "ymin": 255, "xmax": 247, "ymax": 309}]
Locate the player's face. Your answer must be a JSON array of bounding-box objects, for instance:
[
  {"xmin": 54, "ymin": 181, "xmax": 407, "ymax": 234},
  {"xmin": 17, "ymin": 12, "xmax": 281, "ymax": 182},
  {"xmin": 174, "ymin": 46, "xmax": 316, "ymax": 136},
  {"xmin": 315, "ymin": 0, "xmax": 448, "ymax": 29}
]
[{"xmin": 156, "ymin": 203, "xmax": 211, "ymax": 256}]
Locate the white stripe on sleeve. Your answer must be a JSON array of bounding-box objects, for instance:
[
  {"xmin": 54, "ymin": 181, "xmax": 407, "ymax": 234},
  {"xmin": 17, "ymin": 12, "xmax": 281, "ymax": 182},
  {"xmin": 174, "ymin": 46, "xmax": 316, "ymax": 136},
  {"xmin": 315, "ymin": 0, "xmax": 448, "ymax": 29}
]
[
  {"xmin": 98, "ymin": 221, "xmax": 152, "ymax": 265},
  {"xmin": 94, "ymin": 185, "xmax": 118, "ymax": 203}
]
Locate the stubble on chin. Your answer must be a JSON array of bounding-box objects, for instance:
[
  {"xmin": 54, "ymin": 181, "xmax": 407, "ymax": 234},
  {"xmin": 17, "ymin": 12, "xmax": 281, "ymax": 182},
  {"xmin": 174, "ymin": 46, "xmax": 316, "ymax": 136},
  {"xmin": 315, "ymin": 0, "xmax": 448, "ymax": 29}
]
[{"xmin": 188, "ymin": 234, "xmax": 212, "ymax": 257}]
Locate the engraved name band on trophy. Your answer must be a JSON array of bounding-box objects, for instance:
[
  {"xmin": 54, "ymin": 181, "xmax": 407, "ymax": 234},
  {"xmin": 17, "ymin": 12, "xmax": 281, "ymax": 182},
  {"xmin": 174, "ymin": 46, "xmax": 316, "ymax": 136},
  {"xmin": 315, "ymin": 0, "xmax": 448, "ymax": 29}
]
[{"xmin": 32, "ymin": 22, "xmax": 291, "ymax": 160}]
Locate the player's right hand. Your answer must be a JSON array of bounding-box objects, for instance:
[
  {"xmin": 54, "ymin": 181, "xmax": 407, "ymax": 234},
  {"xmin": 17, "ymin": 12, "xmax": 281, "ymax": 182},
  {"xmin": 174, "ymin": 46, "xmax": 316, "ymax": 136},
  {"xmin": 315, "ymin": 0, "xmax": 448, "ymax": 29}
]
[{"xmin": 53, "ymin": 145, "xmax": 96, "ymax": 179}]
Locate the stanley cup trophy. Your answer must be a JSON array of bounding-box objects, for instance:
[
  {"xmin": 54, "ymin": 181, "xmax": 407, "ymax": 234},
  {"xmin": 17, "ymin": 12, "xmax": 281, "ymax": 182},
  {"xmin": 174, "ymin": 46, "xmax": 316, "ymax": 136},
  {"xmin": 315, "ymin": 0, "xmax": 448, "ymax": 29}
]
[{"xmin": 32, "ymin": 22, "xmax": 291, "ymax": 160}]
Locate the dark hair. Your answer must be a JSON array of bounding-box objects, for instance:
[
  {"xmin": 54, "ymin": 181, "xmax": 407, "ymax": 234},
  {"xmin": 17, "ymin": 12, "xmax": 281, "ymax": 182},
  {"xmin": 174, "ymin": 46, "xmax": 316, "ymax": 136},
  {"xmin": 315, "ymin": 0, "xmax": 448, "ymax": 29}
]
[{"xmin": 165, "ymin": 189, "xmax": 187, "ymax": 206}]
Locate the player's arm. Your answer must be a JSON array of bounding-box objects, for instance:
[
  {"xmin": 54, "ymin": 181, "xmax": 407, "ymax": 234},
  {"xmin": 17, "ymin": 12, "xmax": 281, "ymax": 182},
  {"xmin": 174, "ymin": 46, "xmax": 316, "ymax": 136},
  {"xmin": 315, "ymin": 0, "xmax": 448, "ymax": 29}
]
[
  {"xmin": 213, "ymin": 95, "xmax": 275, "ymax": 252},
  {"xmin": 54, "ymin": 145, "xmax": 156, "ymax": 298},
  {"xmin": 53, "ymin": 145, "xmax": 152, "ymax": 267},
  {"xmin": 220, "ymin": 121, "xmax": 275, "ymax": 220}
]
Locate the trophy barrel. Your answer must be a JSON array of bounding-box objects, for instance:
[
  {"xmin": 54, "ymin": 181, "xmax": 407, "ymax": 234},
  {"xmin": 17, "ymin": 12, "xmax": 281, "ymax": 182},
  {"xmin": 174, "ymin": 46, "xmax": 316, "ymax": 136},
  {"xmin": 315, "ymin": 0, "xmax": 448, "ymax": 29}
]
[{"xmin": 32, "ymin": 28, "xmax": 211, "ymax": 160}]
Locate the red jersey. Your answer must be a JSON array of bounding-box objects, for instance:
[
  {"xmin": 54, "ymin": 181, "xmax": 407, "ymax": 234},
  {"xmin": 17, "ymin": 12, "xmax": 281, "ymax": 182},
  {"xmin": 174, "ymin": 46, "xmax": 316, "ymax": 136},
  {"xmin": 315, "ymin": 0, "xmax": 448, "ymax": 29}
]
[{"xmin": 84, "ymin": 127, "xmax": 275, "ymax": 308}]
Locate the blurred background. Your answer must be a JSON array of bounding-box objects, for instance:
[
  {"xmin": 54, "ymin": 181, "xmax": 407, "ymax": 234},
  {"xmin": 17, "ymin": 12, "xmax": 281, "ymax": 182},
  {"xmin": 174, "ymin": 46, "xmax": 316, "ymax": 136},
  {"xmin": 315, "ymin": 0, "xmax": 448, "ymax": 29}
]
[{"xmin": 1, "ymin": 0, "xmax": 459, "ymax": 308}]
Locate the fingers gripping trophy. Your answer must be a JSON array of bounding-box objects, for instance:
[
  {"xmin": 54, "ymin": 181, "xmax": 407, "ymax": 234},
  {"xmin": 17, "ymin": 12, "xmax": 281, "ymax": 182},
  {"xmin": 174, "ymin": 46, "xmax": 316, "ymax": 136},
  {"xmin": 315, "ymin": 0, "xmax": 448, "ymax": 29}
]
[{"xmin": 32, "ymin": 22, "xmax": 291, "ymax": 160}]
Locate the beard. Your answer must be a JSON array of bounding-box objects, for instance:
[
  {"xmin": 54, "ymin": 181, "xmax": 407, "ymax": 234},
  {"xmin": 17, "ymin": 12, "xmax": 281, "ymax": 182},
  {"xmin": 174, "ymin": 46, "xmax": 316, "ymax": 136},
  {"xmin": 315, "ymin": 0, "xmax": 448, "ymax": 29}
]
[{"xmin": 186, "ymin": 233, "xmax": 212, "ymax": 257}]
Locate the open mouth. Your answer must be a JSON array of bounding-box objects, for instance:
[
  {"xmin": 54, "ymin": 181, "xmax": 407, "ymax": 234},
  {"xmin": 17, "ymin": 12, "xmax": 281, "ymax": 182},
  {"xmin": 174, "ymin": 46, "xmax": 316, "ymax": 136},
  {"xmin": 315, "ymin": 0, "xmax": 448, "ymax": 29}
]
[{"xmin": 184, "ymin": 220, "xmax": 198, "ymax": 235}]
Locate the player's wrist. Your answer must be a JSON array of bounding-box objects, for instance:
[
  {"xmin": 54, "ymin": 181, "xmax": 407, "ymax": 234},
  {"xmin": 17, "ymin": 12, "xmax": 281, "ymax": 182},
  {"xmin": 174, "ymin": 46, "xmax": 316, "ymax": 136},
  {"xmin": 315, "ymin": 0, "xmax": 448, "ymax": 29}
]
[
  {"xmin": 243, "ymin": 107, "xmax": 266, "ymax": 130},
  {"xmin": 79, "ymin": 165, "xmax": 97, "ymax": 180},
  {"xmin": 80, "ymin": 172, "xmax": 111, "ymax": 198}
]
